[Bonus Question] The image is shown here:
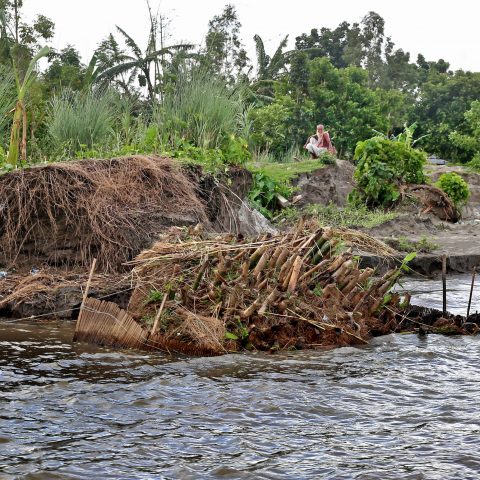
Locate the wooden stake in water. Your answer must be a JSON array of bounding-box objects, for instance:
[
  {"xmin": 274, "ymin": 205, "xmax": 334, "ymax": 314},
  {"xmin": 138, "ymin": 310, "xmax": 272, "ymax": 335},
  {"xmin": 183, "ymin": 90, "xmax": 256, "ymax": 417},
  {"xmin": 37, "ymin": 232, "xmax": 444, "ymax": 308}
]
[
  {"xmin": 81, "ymin": 258, "xmax": 97, "ymax": 308},
  {"xmin": 442, "ymin": 255, "xmax": 447, "ymax": 316},
  {"xmin": 150, "ymin": 292, "xmax": 167, "ymax": 337},
  {"xmin": 466, "ymin": 268, "xmax": 476, "ymax": 320}
]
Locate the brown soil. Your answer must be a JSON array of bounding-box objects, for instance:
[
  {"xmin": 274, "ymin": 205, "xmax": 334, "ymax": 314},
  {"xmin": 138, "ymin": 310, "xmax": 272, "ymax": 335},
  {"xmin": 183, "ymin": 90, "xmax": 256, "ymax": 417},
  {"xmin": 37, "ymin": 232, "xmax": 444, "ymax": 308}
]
[
  {"xmin": 289, "ymin": 162, "xmax": 480, "ymax": 275},
  {"xmin": 363, "ymin": 164, "xmax": 480, "ymax": 275},
  {"xmin": 0, "ymin": 266, "xmax": 131, "ymax": 319},
  {"xmin": 360, "ymin": 214, "xmax": 480, "ymax": 275},
  {"xmin": 292, "ymin": 160, "xmax": 356, "ymax": 207}
]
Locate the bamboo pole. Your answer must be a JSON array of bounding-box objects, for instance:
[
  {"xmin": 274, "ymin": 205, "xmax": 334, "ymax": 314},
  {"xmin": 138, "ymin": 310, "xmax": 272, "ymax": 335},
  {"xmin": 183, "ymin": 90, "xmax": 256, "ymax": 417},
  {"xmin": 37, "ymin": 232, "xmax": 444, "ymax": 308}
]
[
  {"xmin": 442, "ymin": 255, "xmax": 447, "ymax": 316},
  {"xmin": 81, "ymin": 258, "xmax": 97, "ymax": 308},
  {"xmin": 150, "ymin": 292, "xmax": 168, "ymax": 336},
  {"xmin": 466, "ymin": 268, "xmax": 476, "ymax": 320}
]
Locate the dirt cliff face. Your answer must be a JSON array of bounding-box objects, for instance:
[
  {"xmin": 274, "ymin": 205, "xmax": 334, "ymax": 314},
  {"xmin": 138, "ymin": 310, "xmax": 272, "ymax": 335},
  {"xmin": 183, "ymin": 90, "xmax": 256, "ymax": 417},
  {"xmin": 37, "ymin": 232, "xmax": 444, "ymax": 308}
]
[{"xmin": 292, "ymin": 160, "xmax": 356, "ymax": 207}]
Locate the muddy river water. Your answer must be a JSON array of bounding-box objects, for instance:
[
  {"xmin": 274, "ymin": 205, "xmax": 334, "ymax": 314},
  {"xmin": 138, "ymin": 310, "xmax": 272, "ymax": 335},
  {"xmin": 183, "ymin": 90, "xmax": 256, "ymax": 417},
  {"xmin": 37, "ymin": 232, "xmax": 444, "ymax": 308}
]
[{"xmin": 1, "ymin": 275, "xmax": 480, "ymax": 479}]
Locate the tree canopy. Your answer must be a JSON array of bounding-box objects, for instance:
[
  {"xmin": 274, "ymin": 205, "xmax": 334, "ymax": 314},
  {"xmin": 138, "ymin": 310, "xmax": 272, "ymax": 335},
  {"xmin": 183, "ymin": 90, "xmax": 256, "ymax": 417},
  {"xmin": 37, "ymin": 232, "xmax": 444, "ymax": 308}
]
[{"xmin": 0, "ymin": 2, "xmax": 479, "ymax": 166}]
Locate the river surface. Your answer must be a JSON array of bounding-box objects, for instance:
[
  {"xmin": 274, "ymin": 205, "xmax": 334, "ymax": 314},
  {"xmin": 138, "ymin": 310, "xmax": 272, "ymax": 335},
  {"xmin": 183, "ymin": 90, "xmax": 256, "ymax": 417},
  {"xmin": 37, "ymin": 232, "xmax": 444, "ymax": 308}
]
[{"xmin": 1, "ymin": 276, "xmax": 480, "ymax": 479}]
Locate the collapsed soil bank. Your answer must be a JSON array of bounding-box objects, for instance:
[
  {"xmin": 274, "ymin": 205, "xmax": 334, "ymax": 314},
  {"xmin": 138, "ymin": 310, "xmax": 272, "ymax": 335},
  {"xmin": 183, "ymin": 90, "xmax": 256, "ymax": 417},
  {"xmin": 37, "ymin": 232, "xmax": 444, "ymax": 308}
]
[
  {"xmin": 0, "ymin": 155, "xmax": 266, "ymax": 273},
  {"xmin": 1, "ymin": 155, "xmax": 478, "ymax": 325}
]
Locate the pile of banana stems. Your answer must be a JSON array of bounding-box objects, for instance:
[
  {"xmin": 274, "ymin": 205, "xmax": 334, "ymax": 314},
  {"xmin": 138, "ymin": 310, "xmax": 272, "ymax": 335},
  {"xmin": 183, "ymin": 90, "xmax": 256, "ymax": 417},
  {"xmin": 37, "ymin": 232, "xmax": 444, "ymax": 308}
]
[{"xmin": 128, "ymin": 224, "xmax": 406, "ymax": 354}]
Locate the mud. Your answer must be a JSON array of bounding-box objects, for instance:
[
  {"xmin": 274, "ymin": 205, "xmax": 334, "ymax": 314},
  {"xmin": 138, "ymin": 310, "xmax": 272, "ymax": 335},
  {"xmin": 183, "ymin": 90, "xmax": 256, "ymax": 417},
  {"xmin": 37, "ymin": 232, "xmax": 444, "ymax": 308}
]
[
  {"xmin": 0, "ymin": 268, "xmax": 131, "ymax": 320},
  {"xmin": 292, "ymin": 160, "xmax": 356, "ymax": 207}
]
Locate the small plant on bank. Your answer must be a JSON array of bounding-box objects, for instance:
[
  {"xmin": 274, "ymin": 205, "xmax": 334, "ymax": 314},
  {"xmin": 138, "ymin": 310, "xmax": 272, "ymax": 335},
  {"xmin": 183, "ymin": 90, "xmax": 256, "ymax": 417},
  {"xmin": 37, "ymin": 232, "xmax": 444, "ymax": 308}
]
[
  {"xmin": 435, "ymin": 172, "xmax": 470, "ymax": 206},
  {"xmin": 317, "ymin": 150, "xmax": 336, "ymax": 165},
  {"xmin": 147, "ymin": 289, "xmax": 164, "ymax": 303},
  {"xmin": 350, "ymin": 136, "xmax": 427, "ymax": 207},
  {"xmin": 306, "ymin": 202, "xmax": 398, "ymax": 229},
  {"xmin": 248, "ymin": 171, "xmax": 292, "ymax": 219},
  {"xmin": 389, "ymin": 235, "xmax": 438, "ymax": 253}
]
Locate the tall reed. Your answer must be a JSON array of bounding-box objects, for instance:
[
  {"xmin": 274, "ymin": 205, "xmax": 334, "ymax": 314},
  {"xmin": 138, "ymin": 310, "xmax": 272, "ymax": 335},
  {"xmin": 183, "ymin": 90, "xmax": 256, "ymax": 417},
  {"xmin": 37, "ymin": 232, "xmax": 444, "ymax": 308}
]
[
  {"xmin": 0, "ymin": 65, "xmax": 16, "ymax": 146},
  {"xmin": 48, "ymin": 89, "xmax": 116, "ymax": 153},
  {"xmin": 158, "ymin": 68, "xmax": 246, "ymax": 149}
]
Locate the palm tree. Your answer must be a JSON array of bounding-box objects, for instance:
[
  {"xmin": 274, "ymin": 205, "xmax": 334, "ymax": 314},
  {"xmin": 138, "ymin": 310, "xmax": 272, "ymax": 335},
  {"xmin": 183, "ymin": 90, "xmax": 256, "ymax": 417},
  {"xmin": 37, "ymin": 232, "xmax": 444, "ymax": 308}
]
[
  {"xmin": 251, "ymin": 34, "xmax": 294, "ymax": 100},
  {"xmin": 254, "ymin": 34, "xmax": 291, "ymax": 81},
  {"xmin": 89, "ymin": 34, "xmax": 138, "ymax": 97},
  {"xmin": 96, "ymin": 25, "xmax": 193, "ymax": 101}
]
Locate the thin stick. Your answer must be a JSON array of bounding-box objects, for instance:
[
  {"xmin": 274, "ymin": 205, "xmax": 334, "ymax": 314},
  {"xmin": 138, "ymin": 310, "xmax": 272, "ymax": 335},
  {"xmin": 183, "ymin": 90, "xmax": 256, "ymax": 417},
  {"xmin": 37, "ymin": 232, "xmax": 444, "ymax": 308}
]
[
  {"xmin": 466, "ymin": 268, "xmax": 476, "ymax": 319},
  {"xmin": 442, "ymin": 254, "xmax": 447, "ymax": 316},
  {"xmin": 81, "ymin": 258, "xmax": 97, "ymax": 308},
  {"xmin": 150, "ymin": 292, "xmax": 168, "ymax": 336}
]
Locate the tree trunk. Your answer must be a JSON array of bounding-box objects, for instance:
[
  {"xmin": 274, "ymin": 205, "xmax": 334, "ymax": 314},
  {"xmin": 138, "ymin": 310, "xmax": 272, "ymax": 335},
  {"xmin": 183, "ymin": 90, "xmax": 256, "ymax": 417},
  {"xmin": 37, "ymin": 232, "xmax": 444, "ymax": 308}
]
[{"xmin": 7, "ymin": 100, "xmax": 23, "ymax": 168}]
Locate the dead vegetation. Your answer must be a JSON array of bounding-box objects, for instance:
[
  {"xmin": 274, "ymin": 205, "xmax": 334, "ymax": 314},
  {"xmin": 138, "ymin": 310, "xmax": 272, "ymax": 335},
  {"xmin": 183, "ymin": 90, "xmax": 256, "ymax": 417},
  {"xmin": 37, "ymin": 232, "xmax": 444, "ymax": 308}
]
[
  {"xmin": 401, "ymin": 184, "xmax": 459, "ymax": 221},
  {"xmin": 0, "ymin": 267, "xmax": 130, "ymax": 318},
  {"xmin": 125, "ymin": 222, "xmax": 407, "ymax": 355},
  {"xmin": 0, "ymin": 155, "xmax": 209, "ymax": 272}
]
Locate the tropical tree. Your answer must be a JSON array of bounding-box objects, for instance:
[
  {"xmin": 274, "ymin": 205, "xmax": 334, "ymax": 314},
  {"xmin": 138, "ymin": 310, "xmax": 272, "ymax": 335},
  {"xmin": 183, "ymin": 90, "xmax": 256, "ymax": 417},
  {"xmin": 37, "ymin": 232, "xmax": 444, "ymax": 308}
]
[
  {"xmin": 250, "ymin": 34, "xmax": 292, "ymax": 99},
  {"xmin": 6, "ymin": 45, "xmax": 49, "ymax": 167},
  {"xmin": 0, "ymin": 0, "xmax": 54, "ymax": 69},
  {"xmin": 96, "ymin": 24, "xmax": 193, "ymax": 101},
  {"xmin": 450, "ymin": 100, "xmax": 480, "ymax": 164},
  {"xmin": 411, "ymin": 70, "xmax": 480, "ymax": 161},
  {"xmin": 204, "ymin": 4, "xmax": 249, "ymax": 83}
]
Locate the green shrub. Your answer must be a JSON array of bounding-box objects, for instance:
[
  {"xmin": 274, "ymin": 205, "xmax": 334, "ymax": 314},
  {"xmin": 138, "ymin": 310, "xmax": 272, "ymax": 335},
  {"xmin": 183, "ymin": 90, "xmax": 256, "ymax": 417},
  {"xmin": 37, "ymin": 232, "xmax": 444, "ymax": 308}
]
[
  {"xmin": 317, "ymin": 150, "xmax": 336, "ymax": 165},
  {"xmin": 435, "ymin": 172, "xmax": 470, "ymax": 206},
  {"xmin": 466, "ymin": 153, "xmax": 480, "ymax": 172},
  {"xmin": 248, "ymin": 172, "xmax": 292, "ymax": 219},
  {"xmin": 221, "ymin": 135, "xmax": 251, "ymax": 165},
  {"xmin": 350, "ymin": 136, "xmax": 427, "ymax": 206}
]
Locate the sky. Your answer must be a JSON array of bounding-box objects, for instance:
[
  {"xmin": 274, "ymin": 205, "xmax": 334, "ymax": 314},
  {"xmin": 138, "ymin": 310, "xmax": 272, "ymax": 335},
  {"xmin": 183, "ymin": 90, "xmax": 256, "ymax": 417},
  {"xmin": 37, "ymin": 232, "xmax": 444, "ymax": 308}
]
[{"xmin": 22, "ymin": 0, "xmax": 480, "ymax": 72}]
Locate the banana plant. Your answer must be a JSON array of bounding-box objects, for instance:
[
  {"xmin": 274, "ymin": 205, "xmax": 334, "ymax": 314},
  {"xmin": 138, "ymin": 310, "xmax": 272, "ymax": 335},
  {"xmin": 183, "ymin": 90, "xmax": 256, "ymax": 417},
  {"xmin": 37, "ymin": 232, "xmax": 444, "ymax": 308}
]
[{"xmin": 6, "ymin": 46, "xmax": 50, "ymax": 168}]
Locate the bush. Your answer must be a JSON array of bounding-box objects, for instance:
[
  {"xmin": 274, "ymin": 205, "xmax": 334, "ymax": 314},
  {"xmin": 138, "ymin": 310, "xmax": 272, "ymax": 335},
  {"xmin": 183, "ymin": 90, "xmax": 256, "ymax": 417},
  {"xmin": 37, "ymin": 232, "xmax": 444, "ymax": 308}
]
[
  {"xmin": 350, "ymin": 136, "xmax": 427, "ymax": 206},
  {"xmin": 466, "ymin": 153, "xmax": 480, "ymax": 172},
  {"xmin": 435, "ymin": 172, "xmax": 470, "ymax": 206},
  {"xmin": 248, "ymin": 172, "xmax": 292, "ymax": 219}
]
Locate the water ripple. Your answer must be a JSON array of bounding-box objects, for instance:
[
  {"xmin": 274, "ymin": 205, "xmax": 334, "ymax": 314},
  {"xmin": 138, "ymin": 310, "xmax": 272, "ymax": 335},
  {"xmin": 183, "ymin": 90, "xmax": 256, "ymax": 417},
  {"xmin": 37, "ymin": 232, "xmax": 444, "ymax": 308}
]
[{"xmin": 1, "ymin": 318, "xmax": 480, "ymax": 479}]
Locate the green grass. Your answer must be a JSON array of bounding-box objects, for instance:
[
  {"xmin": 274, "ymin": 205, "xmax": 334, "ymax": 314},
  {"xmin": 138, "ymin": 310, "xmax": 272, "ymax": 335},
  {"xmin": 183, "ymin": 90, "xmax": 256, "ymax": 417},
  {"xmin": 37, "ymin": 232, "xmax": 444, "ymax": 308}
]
[
  {"xmin": 247, "ymin": 159, "xmax": 325, "ymax": 183},
  {"xmin": 158, "ymin": 68, "xmax": 247, "ymax": 150},
  {"xmin": 48, "ymin": 89, "xmax": 116, "ymax": 154},
  {"xmin": 306, "ymin": 203, "xmax": 398, "ymax": 229},
  {"xmin": 386, "ymin": 235, "xmax": 438, "ymax": 253}
]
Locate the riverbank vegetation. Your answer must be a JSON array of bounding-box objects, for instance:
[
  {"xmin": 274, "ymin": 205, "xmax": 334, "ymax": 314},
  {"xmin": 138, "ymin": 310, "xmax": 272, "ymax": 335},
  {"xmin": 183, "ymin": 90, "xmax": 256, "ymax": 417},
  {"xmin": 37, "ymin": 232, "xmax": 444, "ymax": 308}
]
[{"xmin": 0, "ymin": 2, "xmax": 479, "ymax": 175}]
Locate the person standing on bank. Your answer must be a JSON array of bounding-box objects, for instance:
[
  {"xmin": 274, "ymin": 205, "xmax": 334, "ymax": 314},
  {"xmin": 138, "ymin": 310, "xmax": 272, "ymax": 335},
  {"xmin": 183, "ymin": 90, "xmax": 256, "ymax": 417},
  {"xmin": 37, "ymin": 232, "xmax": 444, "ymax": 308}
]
[{"xmin": 304, "ymin": 124, "xmax": 337, "ymax": 158}]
